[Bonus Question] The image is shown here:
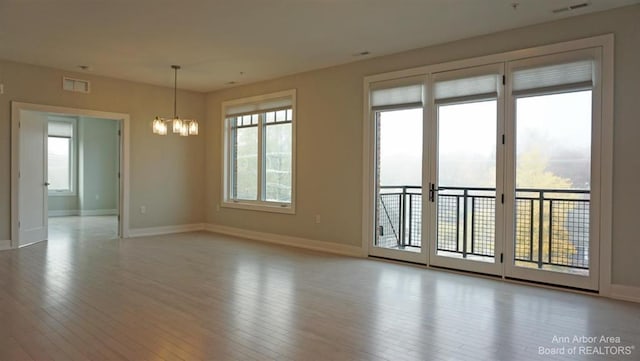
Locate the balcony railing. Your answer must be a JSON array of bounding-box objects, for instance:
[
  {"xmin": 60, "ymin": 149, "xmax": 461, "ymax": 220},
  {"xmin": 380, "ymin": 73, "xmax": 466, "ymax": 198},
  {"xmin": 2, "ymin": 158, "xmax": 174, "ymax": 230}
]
[{"xmin": 377, "ymin": 186, "xmax": 590, "ymax": 270}]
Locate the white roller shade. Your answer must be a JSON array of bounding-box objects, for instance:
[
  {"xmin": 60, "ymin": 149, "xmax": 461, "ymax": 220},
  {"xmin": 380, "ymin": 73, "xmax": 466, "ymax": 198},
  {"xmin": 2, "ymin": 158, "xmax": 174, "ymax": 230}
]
[
  {"xmin": 225, "ymin": 96, "xmax": 292, "ymax": 117},
  {"xmin": 434, "ymin": 74, "xmax": 498, "ymax": 103},
  {"xmin": 48, "ymin": 121, "xmax": 73, "ymax": 138},
  {"xmin": 371, "ymin": 84, "xmax": 423, "ymax": 109},
  {"xmin": 512, "ymin": 60, "xmax": 593, "ymax": 95}
]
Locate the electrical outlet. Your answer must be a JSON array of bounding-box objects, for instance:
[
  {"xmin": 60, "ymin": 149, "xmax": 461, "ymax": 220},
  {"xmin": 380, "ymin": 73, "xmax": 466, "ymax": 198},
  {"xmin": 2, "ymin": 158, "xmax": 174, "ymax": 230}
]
[
  {"xmin": 315, "ymin": 215, "xmax": 321, "ymax": 224},
  {"xmin": 140, "ymin": 205, "xmax": 147, "ymax": 214}
]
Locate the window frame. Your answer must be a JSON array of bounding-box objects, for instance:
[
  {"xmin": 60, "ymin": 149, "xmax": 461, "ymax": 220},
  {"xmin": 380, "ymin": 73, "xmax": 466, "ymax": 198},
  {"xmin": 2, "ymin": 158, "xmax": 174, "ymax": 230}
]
[
  {"xmin": 47, "ymin": 117, "xmax": 77, "ymax": 196},
  {"xmin": 221, "ymin": 89, "xmax": 296, "ymax": 214}
]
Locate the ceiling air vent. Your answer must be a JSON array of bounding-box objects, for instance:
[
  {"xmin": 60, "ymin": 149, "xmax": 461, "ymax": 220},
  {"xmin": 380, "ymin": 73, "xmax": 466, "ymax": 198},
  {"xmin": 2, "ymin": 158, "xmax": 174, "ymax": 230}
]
[
  {"xmin": 62, "ymin": 76, "xmax": 90, "ymax": 93},
  {"xmin": 552, "ymin": 2, "xmax": 590, "ymax": 14}
]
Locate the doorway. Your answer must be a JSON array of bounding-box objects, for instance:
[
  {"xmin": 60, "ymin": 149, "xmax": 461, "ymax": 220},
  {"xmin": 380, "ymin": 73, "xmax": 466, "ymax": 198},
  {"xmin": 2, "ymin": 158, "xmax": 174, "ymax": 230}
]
[
  {"xmin": 47, "ymin": 115, "xmax": 121, "ymax": 243},
  {"xmin": 11, "ymin": 102, "xmax": 130, "ymax": 248}
]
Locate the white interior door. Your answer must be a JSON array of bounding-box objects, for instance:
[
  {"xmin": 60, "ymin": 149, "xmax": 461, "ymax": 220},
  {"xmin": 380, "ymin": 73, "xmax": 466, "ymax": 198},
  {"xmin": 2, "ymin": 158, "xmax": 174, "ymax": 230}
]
[{"xmin": 18, "ymin": 110, "xmax": 49, "ymax": 246}]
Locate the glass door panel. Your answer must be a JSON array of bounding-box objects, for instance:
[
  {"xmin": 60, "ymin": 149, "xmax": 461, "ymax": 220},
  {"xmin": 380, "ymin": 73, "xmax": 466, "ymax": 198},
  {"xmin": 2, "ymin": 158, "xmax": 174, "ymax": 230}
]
[
  {"xmin": 433, "ymin": 100, "xmax": 499, "ymax": 271},
  {"xmin": 372, "ymin": 107, "xmax": 425, "ymax": 262},
  {"xmin": 513, "ymin": 91, "xmax": 592, "ymax": 275}
]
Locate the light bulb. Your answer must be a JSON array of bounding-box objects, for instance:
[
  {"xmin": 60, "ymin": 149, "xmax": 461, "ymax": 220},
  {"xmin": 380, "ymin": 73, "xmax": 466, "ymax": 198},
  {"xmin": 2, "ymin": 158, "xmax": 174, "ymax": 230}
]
[
  {"xmin": 152, "ymin": 117, "xmax": 165, "ymax": 135},
  {"xmin": 173, "ymin": 118, "xmax": 183, "ymax": 133},
  {"xmin": 180, "ymin": 122, "xmax": 189, "ymax": 136},
  {"xmin": 188, "ymin": 120, "xmax": 199, "ymax": 135},
  {"xmin": 159, "ymin": 121, "xmax": 168, "ymax": 135}
]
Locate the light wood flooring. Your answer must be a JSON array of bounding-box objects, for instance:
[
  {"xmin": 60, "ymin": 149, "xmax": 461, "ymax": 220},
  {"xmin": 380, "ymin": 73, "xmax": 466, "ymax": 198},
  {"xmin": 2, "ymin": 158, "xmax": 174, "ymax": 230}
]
[
  {"xmin": 48, "ymin": 216, "xmax": 118, "ymax": 243},
  {"xmin": 0, "ymin": 231, "xmax": 639, "ymax": 360}
]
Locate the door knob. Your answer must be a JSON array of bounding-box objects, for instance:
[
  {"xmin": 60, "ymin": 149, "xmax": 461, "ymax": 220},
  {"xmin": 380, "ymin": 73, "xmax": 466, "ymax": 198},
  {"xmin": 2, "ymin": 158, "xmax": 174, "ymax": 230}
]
[{"xmin": 44, "ymin": 182, "xmax": 50, "ymax": 186}]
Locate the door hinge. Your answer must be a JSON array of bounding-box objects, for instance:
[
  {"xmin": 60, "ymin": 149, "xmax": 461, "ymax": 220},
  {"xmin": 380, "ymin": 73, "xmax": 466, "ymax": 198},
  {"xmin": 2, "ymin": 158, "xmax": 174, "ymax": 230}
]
[
  {"xmin": 501, "ymin": 194, "xmax": 504, "ymax": 204},
  {"xmin": 500, "ymin": 253, "xmax": 504, "ymax": 263},
  {"xmin": 18, "ymin": 221, "xmax": 21, "ymax": 228},
  {"xmin": 502, "ymin": 134, "xmax": 505, "ymax": 145},
  {"xmin": 378, "ymin": 225, "xmax": 384, "ymax": 236},
  {"xmin": 502, "ymin": 75, "xmax": 506, "ymax": 85},
  {"xmin": 118, "ymin": 172, "xmax": 121, "ymax": 179},
  {"xmin": 118, "ymin": 129, "xmax": 121, "ymax": 136},
  {"xmin": 429, "ymin": 182, "xmax": 437, "ymax": 202}
]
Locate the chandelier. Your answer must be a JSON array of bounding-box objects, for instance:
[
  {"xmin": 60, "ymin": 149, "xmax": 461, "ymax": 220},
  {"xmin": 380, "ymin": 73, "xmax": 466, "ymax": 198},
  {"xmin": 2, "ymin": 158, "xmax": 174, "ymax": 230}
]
[{"xmin": 152, "ymin": 65, "xmax": 198, "ymax": 136}]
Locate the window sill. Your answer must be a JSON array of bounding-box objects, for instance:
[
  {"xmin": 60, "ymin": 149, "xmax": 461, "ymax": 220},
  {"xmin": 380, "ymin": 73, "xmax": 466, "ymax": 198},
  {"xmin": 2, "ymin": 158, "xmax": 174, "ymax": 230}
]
[{"xmin": 222, "ymin": 200, "xmax": 295, "ymax": 214}]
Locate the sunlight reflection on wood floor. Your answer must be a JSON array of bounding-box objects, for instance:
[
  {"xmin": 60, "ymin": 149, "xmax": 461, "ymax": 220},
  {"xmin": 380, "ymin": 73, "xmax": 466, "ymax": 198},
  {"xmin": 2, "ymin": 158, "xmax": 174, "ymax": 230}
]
[{"xmin": 1, "ymin": 230, "xmax": 638, "ymax": 360}]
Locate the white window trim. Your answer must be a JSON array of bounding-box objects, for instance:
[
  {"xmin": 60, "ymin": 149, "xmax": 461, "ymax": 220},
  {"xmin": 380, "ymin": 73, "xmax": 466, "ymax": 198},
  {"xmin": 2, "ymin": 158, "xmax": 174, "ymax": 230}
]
[
  {"xmin": 361, "ymin": 34, "xmax": 614, "ymax": 295},
  {"xmin": 48, "ymin": 116, "xmax": 77, "ymax": 197},
  {"xmin": 221, "ymin": 89, "xmax": 297, "ymax": 214}
]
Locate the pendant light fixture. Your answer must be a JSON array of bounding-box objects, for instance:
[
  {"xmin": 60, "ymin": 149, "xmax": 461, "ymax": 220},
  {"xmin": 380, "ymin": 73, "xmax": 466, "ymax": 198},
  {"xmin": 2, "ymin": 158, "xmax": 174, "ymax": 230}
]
[{"xmin": 152, "ymin": 65, "xmax": 198, "ymax": 136}]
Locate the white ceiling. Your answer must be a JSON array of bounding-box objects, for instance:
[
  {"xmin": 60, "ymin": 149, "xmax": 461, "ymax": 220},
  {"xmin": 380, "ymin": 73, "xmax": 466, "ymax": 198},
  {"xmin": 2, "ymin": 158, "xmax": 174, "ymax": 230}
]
[{"xmin": 0, "ymin": 0, "xmax": 637, "ymax": 92}]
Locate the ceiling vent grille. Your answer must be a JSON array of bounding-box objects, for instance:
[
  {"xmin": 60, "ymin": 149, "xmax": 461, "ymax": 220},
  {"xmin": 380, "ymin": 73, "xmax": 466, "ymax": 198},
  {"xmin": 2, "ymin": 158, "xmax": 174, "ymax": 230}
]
[
  {"xmin": 552, "ymin": 2, "xmax": 590, "ymax": 14},
  {"xmin": 62, "ymin": 76, "xmax": 90, "ymax": 93}
]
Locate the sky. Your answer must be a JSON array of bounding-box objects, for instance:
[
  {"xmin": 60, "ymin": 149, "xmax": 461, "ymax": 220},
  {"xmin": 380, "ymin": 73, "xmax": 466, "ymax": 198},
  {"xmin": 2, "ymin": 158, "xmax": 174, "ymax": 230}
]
[{"xmin": 378, "ymin": 90, "xmax": 592, "ymax": 189}]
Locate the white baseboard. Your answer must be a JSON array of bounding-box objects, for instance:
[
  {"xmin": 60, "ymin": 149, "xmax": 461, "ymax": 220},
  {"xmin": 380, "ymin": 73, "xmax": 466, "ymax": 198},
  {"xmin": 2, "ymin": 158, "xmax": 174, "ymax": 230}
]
[
  {"xmin": 49, "ymin": 210, "xmax": 79, "ymax": 217},
  {"xmin": 128, "ymin": 223, "xmax": 205, "ymax": 238},
  {"xmin": 610, "ymin": 284, "xmax": 640, "ymax": 303},
  {"xmin": 80, "ymin": 209, "xmax": 118, "ymax": 216},
  {"xmin": 49, "ymin": 209, "xmax": 118, "ymax": 217},
  {"xmin": 0, "ymin": 240, "xmax": 11, "ymax": 251},
  {"xmin": 204, "ymin": 224, "xmax": 362, "ymax": 257}
]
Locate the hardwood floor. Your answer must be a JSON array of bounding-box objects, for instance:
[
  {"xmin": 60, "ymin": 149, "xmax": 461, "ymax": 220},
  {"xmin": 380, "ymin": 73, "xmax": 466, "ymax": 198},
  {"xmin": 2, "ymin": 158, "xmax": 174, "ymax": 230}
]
[
  {"xmin": 0, "ymin": 231, "xmax": 638, "ymax": 360},
  {"xmin": 48, "ymin": 216, "xmax": 118, "ymax": 243}
]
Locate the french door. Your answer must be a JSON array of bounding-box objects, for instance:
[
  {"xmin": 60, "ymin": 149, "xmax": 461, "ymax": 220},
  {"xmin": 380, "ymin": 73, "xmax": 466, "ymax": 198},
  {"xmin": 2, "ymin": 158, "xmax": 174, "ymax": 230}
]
[
  {"xmin": 503, "ymin": 49, "xmax": 600, "ymax": 290},
  {"xmin": 369, "ymin": 47, "xmax": 602, "ymax": 291},
  {"xmin": 427, "ymin": 64, "xmax": 505, "ymax": 276}
]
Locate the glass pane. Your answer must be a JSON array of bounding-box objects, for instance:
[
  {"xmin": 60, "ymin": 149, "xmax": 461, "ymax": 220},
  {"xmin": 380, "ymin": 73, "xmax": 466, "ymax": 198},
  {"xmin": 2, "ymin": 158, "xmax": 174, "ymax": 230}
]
[
  {"xmin": 265, "ymin": 123, "xmax": 292, "ymax": 202},
  {"xmin": 515, "ymin": 91, "xmax": 591, "ymax": 275},
  {"xmin": 266, "ymin": 111, "xmax": 275, "ymax": 123},
  {"xmin": 234, "ymin": 127, "xmax": 258, "ymax": 200},
  {"xmin": 375, "ymin": 108, "xmax": 422, "ymax": 252},
  {"xmin": 436, "ymin": 100, "xmax": 497, "ymax": 262},
  {"xmin": 48, "ymin": 137, "xmax": 71, "ymax": 191}
]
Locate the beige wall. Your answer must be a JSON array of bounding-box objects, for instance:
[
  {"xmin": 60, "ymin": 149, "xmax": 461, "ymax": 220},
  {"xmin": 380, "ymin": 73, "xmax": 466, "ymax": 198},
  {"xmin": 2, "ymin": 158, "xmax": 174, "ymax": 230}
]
[
  {"xmin": 0, "ymin": 60, "xmax": 206, "ymax": 236},
  {"xmin": 205, "ymin": 5, "xmax": 640, "ymax": 287}
]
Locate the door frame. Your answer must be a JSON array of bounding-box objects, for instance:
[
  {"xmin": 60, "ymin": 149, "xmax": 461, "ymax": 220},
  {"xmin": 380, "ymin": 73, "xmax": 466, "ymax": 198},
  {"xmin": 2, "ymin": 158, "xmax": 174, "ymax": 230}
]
[
  {"xmin": 362, "ymin": 34, "xmax": 614, "ymax": 295},
  {"xmin": 11, "ymin": 102, "xmax": 131, "ymax": 248}
]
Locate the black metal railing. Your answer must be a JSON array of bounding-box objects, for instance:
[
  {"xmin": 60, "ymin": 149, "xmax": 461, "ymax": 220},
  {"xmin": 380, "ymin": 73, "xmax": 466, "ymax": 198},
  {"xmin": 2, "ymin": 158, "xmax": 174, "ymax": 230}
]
[
  {"xmin": 377, "ymin": 186, "xmax": 590, "ymax": 270},
  {"xmin": 378, "ymin": 186, "xmax": 422, "ymax": 249}
]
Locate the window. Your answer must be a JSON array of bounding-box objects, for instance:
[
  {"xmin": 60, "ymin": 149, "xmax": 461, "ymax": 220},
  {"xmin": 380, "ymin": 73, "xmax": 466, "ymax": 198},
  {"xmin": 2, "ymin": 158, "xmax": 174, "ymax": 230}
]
[
  {"xmin": 223, "ymin": 90, "xmax": 295, "ymax": 213},
  {"xmin": 48, "ymin": 119, "xmax": 76, "ymax": 195}
]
